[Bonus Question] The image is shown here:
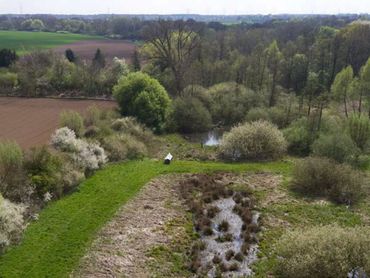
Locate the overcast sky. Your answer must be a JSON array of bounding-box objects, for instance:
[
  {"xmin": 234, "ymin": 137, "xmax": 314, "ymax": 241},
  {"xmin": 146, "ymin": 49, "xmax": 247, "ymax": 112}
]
[{"xmin": 1, "ymin": 0, "xmax": 370, "ymax": 15}]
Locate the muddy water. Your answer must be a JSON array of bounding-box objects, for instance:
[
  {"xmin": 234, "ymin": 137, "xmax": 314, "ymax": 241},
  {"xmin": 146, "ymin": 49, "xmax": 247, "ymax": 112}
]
[{"xmin": 200, "ymin": 197, "xmax": 260, "ymax": 277}]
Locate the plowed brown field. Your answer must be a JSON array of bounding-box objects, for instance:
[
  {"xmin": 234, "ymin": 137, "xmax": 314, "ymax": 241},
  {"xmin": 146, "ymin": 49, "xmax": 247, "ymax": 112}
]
[
  {"xmin": 53, "ymin": 39, "xmax": 136, "ymax": 62},
  {"xmin": 0, "ymin": 97, "xmax": 116, "ymax": 149}
]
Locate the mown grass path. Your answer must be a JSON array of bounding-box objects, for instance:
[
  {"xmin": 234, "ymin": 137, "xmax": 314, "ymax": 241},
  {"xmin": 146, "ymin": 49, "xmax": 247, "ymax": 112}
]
[{"xmin": 0, "ymin": 159, "xmax": 290, "ymax": 278}]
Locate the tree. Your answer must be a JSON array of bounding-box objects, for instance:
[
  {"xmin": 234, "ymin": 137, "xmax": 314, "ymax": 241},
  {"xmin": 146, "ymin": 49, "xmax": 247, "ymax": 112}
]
[
  {"xmin": 0, "ymin": 49, "xmax": 17, "ymax": 68},
  {"xmin": 304, "ymin": 72, "xmax": 321, "ymax": 116},
  {"xmin": 265, "ymin": 41, "xmax": 283, "ymax": 107},
  {"xmin": 290, "ymin": 54, "xmax": 309, "ymax": 94},
  {"xmin": 21, "ymin": 19, "xmax": 45, "ymax": 31},
  {"xmin": 311, "ymin": 26, "xmax": 338, "ymax": 90},
  {"xmin": 92, "ymin": 48, "xmax": 105, "ymax": 69},
  {"xmin": 331, "ymin": 66, "xmax": 354, "ymax": 118},
  {"xmin": 142, "ymin": 20, "xmax": 200, "ymax": 95},
  {"xmin": 65, "ymin": 49, "xmax": 76, "ymax": 63},
  {"xmin": 359, "ymin": 58, "xmax": 370, "ymax": 116},
  {"xmin": 131, "ymin": 49, "xmax": 141, "ymax": 71},
  {"xmin": 113, "ymin": 72, "xmax": 171, "ymax": 132}
]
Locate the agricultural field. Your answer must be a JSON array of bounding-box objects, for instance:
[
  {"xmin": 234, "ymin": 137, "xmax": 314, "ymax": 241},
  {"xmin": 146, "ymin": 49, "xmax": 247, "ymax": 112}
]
[
  {"xmin": 53, "ymin": 39, "xmax": 137, "ymax": 61},
  {"xmin": 0, "ymin": 31, "xmax": 136, "ymax": 60},
  {"xmin": 0, "ymin": 30, "xmax": 101, "ymax": 55},
  {"xmin": 0, "ymin": 97, "xmax": 116, "ymax": 149}
]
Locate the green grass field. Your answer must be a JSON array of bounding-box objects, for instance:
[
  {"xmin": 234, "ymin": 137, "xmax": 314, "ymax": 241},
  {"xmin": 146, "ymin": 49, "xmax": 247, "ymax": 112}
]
[{"xmin": 0, "ymin": 31, "xmax": 101, "ymax": 55}]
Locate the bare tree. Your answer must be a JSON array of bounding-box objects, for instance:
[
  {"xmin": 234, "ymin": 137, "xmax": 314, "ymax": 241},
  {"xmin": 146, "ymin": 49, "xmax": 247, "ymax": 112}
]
[{"xmin": 142, "ymin": 20, "xmax": 201, "ymax": 95}]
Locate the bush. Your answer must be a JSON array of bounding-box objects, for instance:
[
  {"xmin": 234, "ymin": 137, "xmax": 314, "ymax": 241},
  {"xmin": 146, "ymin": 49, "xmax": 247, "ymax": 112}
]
[
  {"xmin": 0, "ymin": 194, "xmax": 25, "ymax": 253},
  {"xmin": 51, "ymin": 127, "xmax": 107, "ymax": 171},
  {"xmin": 172, "ymin": 97, "xmax": 212, "ymax": 133},
  {"xmin": 219, "ymin": 120, "xmax": 287, "ymax": 161},
  {"xmin": 0, "ymin": 71, "xmax": 18, "ymax": 92},
  {"xmin": 113, "ymin": 72, "xmax": 171, "ymax": 132},
  {"xmin": 24, "ymin": 146, "xmax": 63, "ymax": 199},
  {"xmin": 283, "ymin": 118, "xmax": 314, "ymax": 156},
  {"xmin": 102, "ymin": 134, "xmax": 147, "ymax": 161},
  {"xmin": 291, "ymin": 157, "xmax": 364, "ymax": 204},
  {"xmin": 275, "ymin": 225, "xmax": 370, "ymax": 278},
  {"xmin": 60, "ymin": 111, "xmax": 84, "ymax": 137},
  {"xmin": 245, "ymin": 108, "xmax": 270, "ymax": 123},
  {"xmin": 83, "ymin": 105, "xmax": 102, "ymax": 127},
  {"xmin": 347, "ymin": 114, "xmax": 370, "ymax": 151},
  {"xmin": 111, "ymin": 117, "xmax": 153, "ymax": 143},
  {"xmin": 0, "ymin": 141, "xmax": 26, "ymax": 201},
  {"xmin": 312, "ymin": 132, "xmax": 359, "ymax": 164},
  {"xmin": 209, "ymin": 82, "xmax": 261, "ymax": 126},
  {"xmin": 267, "ymin": 106, "xmax": 290, "ymax": 128}
]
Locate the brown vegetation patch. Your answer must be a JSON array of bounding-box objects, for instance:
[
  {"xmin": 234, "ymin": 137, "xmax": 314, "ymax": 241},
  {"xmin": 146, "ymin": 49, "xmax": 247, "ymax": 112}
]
[
  {"xmin": 53, "ymin": 39, "xmax": 136, "ymax": 62},
  {"xmin": 0, "ymin": 97, "xmax": 116, "ymax": 149},
  {"xmin": 72, "ymin": 174, "xmax": 188, "ymax": 278}
]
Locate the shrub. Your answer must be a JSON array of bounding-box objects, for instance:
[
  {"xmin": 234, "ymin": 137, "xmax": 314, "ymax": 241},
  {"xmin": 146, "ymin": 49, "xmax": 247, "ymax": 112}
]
[
  {"xmin": 0, "ymin": 71, "xmax": 18, "ymax": 92},
  {"xmin": 0, "ymin": 194, "xmax": 25, "ymax": 253},
  {"xmin": 51, "ymin": 127, "xmax": 107, "ymax": 171},
  {"xmin": 60, "ymin": 110, "xmax": 84, "ymax": 137},
  {"xmin": 113, "ymin": 72, "xmax": 171, "ymax": 132},
  {"xmin": 172, "ymin": 97, "xmax": 212, "ymax": 133},
  {"xmin": 24, "ymin": 146, "xmax": 63, "ymax": 199},
  {"xmin": 111, "ymin": 117, "xmax": 153, "ymax": 143},
  {"xmin": 275, "ymin": 225, "xmax": 370, "ymax": 278},
  {"xmin": 291, "ymin": 157, "xmax": 364, "ymax": 204},
  {"xmin": 312, "ymin": 132, "xmax": 359, "ymax": 164},
  {"xmin": 347, "ymin": 114, "xmax": 370, "ymax": 151},
  {"xmin": 0, "ymin": 141, "xmax": 26, "ymax": 201},
  {"xmin": 208, "ymin": 82, "xmax": 261, "ymax": 126},
  {"xmin": 245, "ymin": 108, "xmax": 270, "ymax": 123},
  {"xmin": 102, "ymin": 134, "xmax": 147, "ymax": 161},
  {"xmin": 84, "ymin": 105, "xmax": 102, "ymax": 127},
  {"xmin": 267, "ymin": 106, "xmax": 290, "ymax": 128},
  {"xmin": 283, "ymin": 118, "xmax": 314, "ymax": 156},
  {"xmin": 219, "ymin": 120, "xmax": 287, "ymax": 161},
  {"xmin": 60, "ymin": 162, "xmax": 85, "ymax": 192}
]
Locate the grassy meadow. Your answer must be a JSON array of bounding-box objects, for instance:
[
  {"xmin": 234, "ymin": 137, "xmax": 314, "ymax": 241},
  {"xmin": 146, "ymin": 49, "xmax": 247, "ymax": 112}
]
[{"xmin": 0, "ymin": 30, "xmax": 101, "ymax": 55}]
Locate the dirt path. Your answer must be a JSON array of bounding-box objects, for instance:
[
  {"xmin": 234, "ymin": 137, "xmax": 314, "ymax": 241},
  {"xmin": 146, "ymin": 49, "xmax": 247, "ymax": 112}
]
[{"xmin": 72, "ymin": 174, "xmax": 188, "ymax": 278}]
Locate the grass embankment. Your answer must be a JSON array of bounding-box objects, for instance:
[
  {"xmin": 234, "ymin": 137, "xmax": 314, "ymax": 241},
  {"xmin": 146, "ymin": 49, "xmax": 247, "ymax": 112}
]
[
  {"xmin": 0, "ymin": 31, "xmax": 101, "ymax": 55},
  {"xmin": 0, "ymin": 159, "xmax": 289, "ymax": 278}
]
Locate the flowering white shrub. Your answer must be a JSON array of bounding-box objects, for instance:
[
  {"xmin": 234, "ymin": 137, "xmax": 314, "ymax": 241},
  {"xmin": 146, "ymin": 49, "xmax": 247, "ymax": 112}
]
[
  {"xmin": 51, "ymin": 127, "xmax": 107, "ymax": 171},
  {"xmin": 0, "ymin": 194, "xmax": 25, "ymax": 253},
  {"xmin": 72, "ymin": 142, "xmax": 107, "ymax": 170},
  {"xmin": 219, "ymin": 120, "xmax": 287, "ymax": 161},
  {"xmin": 112, "ymin": 57, "xmax": 129, "ymax": 76},
  {"xmin": 51, "ymin": 127, "xmax": 77, "ymax": 152}
]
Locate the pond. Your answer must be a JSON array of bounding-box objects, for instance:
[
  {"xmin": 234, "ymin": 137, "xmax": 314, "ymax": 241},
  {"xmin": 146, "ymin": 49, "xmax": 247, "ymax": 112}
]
[{"xmin": 188, "ymin": 129, "xmax": 225, "ymax": 146}]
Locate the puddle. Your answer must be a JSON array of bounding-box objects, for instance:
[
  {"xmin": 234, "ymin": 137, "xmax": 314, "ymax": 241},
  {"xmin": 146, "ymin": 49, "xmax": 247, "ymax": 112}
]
[{"xmin": 199, "ymin": 197, "xmax": 260, "ymax": 277}]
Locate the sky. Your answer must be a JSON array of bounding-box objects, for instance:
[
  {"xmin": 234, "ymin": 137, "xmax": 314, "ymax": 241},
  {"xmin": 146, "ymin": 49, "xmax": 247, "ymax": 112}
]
[{"xmin": 1, "ymin": 0, "xmax": 370, "ymax": 15}]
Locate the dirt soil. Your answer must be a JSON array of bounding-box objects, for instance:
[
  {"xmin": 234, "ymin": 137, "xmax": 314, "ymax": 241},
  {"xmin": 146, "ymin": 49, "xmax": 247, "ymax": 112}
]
[
  {"xmin": 0, "ymin": 97, "xmax": 116, "ymax": 149},
  {"xmin": 53, "ymin": 39, "xmax": 136, "ymax": 62},
  {"xmin": 72, "ymin": 174, "xmax": 188, "ymax": 278}
]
